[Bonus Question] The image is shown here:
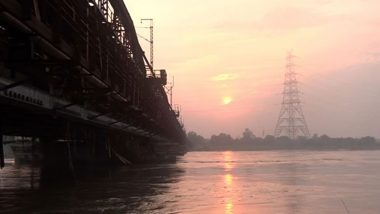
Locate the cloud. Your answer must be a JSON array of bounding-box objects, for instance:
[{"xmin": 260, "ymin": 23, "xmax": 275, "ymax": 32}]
[
  {"xmin": 211, "ymin": 73, "xmax": 239, "ymax": 81},
  {"xmin": 259, "ymin": 7, "xmax": 328, "ymax": 30},
  {"xmin": 364, "ymin": 51, "xmax": 380, "ymax": 63}
]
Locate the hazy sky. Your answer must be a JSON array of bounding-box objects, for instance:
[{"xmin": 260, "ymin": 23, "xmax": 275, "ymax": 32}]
[{"xmin": 126, "ymin": 0, "xmax": 380, "ymax": 138}]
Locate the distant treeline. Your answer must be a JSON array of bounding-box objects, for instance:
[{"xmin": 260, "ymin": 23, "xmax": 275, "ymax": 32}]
[{"xmin": 187, "ymin": 128, "xmax": 380, "ymax": 151}]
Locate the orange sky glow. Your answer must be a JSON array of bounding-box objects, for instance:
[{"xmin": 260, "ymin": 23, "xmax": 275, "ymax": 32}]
[{"xmin": 127, "ymin": 0, "xmax": 380, "ymax": 138}]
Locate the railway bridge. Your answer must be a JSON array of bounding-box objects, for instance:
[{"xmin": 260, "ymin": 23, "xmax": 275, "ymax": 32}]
[{"xmin": 0, "ymin": 0, "xmax": 186, "ymax": 169}]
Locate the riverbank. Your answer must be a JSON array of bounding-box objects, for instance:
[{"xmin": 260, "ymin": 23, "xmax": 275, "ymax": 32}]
[{"xmin": 190, "ymin": 141, "xmax": 380, "ymax": 151}]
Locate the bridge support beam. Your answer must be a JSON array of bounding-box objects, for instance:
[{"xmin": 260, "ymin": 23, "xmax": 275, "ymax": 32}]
[
  {"xmin": 0, "ymin": 120, "xmax": 4, "ymax": 168},
  {"xmin": 0, "ymin": 79, "xmax": 29, "ymax": 91}
]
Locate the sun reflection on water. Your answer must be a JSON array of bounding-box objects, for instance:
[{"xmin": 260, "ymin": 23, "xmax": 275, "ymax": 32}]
[
  {"xmin": 224, "ymin": 174, "xmax": 233, "ymax": 186},
  {"xmin": 225, "ymin": 200, "xmax": 233, "ymax": 214},
  {"xmin": 223, "ymin": 151, "xmax": 234, "ymax": 214},
  {"xmin": 223, "ymin": 151, "xmax": 233, "ymax": 171}
]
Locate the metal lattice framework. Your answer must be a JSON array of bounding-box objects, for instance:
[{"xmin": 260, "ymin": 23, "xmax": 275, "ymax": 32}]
[
  {"xmin": 0, "ymin": 0, "xmax": 186, "ymax": 166},
  {"xmin": 274, "ymin": 53, "xmax": 310, "ymax": 139}
]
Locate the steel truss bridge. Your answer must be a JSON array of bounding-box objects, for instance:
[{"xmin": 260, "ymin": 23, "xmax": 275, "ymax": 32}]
[{"xmin": 0, "ymin": 0, "xmax": 186, "ymax": 168}]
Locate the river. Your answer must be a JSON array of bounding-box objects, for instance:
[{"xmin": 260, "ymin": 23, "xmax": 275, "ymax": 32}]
[{"xmin": 1, "ymin": 151, "xmax": 380, "ymax": 213}]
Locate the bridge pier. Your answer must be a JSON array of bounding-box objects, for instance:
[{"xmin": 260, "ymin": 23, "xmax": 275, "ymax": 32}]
[
  {"xmin": 40, "ymin": 137, "xmax": 76, "ymax": 182},
  {"xmin": 0, "ymin": 120, "xmax": 4, "ymax": 168}
]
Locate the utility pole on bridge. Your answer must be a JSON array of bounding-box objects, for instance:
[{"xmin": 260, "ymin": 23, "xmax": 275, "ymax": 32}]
[{"xmin": 140, "ymin": 18, "xmax": 154, "ymax": 70}]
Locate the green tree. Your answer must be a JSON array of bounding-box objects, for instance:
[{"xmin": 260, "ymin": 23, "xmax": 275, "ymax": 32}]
[
  {"xmin": 187, "ymin": 131, "xmax": 206, "ymax": 149},
  {"xmin": 264, "ymin": 135, "xmax": 275, "ymax": 143},
  {"xmin": 241, "ymin": 128, "xmax": 255, "ymax": 143},
  {"xmin": 210, "ymin": 133, "xmax": 234, "ymax": 144}
]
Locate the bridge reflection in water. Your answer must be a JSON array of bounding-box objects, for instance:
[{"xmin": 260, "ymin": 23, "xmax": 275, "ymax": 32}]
[{"xmin": 0, "ymin": 159, "xmax": 185, "ymax": 213}]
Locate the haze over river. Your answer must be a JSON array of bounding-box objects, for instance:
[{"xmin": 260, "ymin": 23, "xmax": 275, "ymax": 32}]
[{"xmin": 1, "ymin": 151, "xmax": 380, "ymax": 213}]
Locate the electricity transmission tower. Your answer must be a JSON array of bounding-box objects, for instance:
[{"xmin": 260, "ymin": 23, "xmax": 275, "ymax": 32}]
[{"xmin": 274, "ymin": 53, "xmax": 310, "ymax": 139}]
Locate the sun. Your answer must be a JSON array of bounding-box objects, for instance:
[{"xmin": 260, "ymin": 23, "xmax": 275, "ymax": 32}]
[{"xmin": 222, "ymin": 96, "xmax": 232, "ymax": 105}]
